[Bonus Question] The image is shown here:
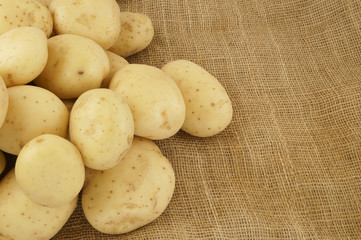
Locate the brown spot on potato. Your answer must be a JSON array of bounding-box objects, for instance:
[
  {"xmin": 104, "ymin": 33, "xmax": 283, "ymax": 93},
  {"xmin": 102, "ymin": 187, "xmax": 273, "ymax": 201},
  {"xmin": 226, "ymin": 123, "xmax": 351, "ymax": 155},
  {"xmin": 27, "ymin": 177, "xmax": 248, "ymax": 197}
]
[
  {"xmin": 78, "ymin": 71, "xmax": 84, "ymax": 75},
  {"xmin": 36, "ymin": 138, "xmax": 44, "ymax": 143}
]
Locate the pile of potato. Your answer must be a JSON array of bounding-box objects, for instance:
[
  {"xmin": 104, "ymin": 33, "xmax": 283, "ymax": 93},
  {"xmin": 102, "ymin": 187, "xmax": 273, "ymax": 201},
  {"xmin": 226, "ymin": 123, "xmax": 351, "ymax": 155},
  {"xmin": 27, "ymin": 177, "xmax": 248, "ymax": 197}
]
[{"xmin": 0, "ymin": 0, "xmax": 233, "ymax": 239}]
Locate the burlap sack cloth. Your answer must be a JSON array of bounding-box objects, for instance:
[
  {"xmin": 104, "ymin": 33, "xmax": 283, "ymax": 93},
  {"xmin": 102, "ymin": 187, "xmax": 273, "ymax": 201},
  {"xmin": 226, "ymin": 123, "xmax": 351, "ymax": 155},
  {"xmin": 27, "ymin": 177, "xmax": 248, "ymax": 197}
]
[{"xmin": 35, "ymin": 0, "xmax": 359, "ymax": 239}]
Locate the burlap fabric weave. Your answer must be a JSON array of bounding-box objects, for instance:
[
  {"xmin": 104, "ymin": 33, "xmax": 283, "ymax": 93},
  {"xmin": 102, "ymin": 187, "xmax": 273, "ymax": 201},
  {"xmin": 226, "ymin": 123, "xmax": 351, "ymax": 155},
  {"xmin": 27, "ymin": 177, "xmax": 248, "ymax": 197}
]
[{"xmin": 11, "ymin": 0, "xmax": 361, "ymax": 239}]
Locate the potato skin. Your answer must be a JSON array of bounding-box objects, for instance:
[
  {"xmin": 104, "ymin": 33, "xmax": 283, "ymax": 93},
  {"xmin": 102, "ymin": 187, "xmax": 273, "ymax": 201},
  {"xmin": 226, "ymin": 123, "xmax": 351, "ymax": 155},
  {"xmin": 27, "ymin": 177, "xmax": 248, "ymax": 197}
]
[
  {"xmin": 0, "ymin": 0, "xmax": 53, "ymax": 37},
  {"xmin": 34, "ymin": 34, "xmax": 110, "ymax": 99},
  {"xmin": 15, "ymin": 134, "xmax": 85, "ymax": 207},
  {"xmin": 162, "ymin": 60, "xmax": 233, "ymax": 137},
  {"xmin": 109, "ymin": 64, "xmax": 185, "ymax": 140},
  {"xmin": 82, "ymin": 137, "xmax": 175, "ymax": 234},
  {"xmin": 0, "ymin": 151, "xmax": 5, "ymax": 175},
  {"xmin": 109, "ymin": 12, "xmax": 154, "ymax": 57},
  {"xmin": 0, "ymin": 170, "xmax": 77, "ymax": 240},
  {"xmin": 50, "ymin": 0, "xmax": 121, "ymax": 49},
  {"xmin": 101, "ymin": 51, "xmax": 129, "ymax": 88},
  {"xmin": 0, "ymin": 85, "xmax": 69, "ymax": 155},
  {"xmin": 69, "ymin": 88, "xmax": 134, "ymax": 170},
  {"xmin": 0, "ymin": 27, "xmax": 48, "ymax": 87},
  {"xmin": 0, "ymin": 76, "xmax": 8, "ymax": 128}
]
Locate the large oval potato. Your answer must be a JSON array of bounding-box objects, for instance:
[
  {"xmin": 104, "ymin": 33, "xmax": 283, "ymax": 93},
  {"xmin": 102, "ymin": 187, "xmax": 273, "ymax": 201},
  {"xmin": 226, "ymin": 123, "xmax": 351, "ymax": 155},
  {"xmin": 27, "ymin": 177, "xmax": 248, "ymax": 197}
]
[
  {"xmin": 0, "ymin": 0, "xmax": 53, "ymax": 37},
  {"xmin": 101, "ymin": 51, "xmax": 129, "ymax": 88},
  {"xmin": 0, "ymin": 151, "xmax": 5, "ymax": 176},
  {"xmin": 34, "ymin": 34, "xmax": 110, "ymax": 99},
  {"xmin": 82, "ymin": 137, "xmax": 175, "ymax": 234},
  {"xmin": 50, "ymin": 0, "xmax": 121, "ymax": 49},
  {"xmin": 15, "ymin": 134, "xmax": 84, "ymax": 207},
  {"xmin": 109, "ymin": 12, "xmax": 154, "ymax": 57},
  {"xmin": 0, "ymin": 170, "xmax": 77, "ymax": 240},
  {"xmin": 0, "ymin": 27, "xmax": 48, "ymax": 87},
  {"xmin": 109, "ymin": 64, "xmax": 185, "ymax": 140},
  {"xmin": 0, "ymin": 76, "xmax": 8, "ymax": 128},
  {"xmin": 0, "ymin": 85, "xmax": 69, "ymax": 155},
  {"xmin": 69, "ymin": 88, "xmax": 134, "ymax": 170},
  {"xmin": 162, "ymin": 60, "xmax": 233, "ymax": 137}
]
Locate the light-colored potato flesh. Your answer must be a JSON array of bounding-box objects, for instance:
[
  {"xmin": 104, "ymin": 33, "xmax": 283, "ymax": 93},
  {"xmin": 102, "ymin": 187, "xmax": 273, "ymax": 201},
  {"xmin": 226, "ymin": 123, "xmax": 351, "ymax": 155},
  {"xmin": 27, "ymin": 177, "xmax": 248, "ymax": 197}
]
[
  {"xmin": 162, "ymin": 60, "xmax": 233, "ymax": 137},
  {"xmin": 0, "ymin": 0, "xmax": 53, "ymax": 37},
  {"xmin": 0, "ymin": 76, "xmax": 8, "ymax": 128},
  {"xmin": 109, "ymin": 64, "xmax": 185, "ymax": 140},
  {"xmin": 101, "ymin": 51, "xmax": 129, "ymax": 88},
  {"xmin": 82, "ymin": 137, "xmax": 175, "ymax": 234},
  {"xmin": 0, "ymin": 27, "xmax": 48, "ymax": 87},
  {"xmin": 34, "ymin": 34, "xmax": 110, "ymax": 99},
  {"xmin": 109, "ymin": 12, "xmax": 154, "ymax": 57},
  {"xmin": 0, "ymin": 85, "xmax": 69, "ymax": 155},
  {"xmin": 69, "ymin": 88, "xmax": 134, "ymax": 170},
  {"xmin": 15, "ymin": 134, "xmax": 85, "ymax": 207},
  {"xmin": 50, "ymin": 0, "xmax": 121, "ymax": 49},
  {"xmin": 0, "ymin": 170, "xmax": 77, "ymax": 240}
]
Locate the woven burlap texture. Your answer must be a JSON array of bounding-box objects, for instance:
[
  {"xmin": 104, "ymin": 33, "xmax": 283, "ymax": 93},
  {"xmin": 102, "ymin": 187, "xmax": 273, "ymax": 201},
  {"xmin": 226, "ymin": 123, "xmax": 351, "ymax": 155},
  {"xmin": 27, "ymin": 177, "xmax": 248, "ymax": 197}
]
[{"xmin": 50, "ymin": 0, "xmax": 361, "ymax": 239}]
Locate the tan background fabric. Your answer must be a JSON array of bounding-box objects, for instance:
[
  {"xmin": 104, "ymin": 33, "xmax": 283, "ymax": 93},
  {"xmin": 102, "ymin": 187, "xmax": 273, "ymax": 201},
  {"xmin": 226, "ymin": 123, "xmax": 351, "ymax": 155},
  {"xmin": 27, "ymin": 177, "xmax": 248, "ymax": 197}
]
[{"xmin": 4, "ymin": 0, "xmax": 361, "ymax": 239}]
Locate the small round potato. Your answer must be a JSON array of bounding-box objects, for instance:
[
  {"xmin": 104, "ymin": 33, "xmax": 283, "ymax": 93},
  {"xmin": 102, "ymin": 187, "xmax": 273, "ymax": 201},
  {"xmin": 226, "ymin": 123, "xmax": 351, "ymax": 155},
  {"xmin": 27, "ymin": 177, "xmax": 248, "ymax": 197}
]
[
  {"xmin": 0, "ymin": 76, "xmax": 8, "ymax": 128},
  {"xmin": 0, "ymin": 27, "xmax": 48, "ymax": 87},
  {"xmin": 82, "ymin": 137, "xmax": 175, "ymax": 234},
  {"xmin": 15, "ymin": 134, "xmax": 85, "ymax": 207},
  {"xmin": 109, "ymin": 64, "xmax": 185, "ymax": 140},
  {"xmin": 0, "ymin": 151, "xmax": 5, "ymax": 175},
  {"xmin": 50, "ymin": 0, "xmax": 121, "ymax": 49},
  {"xmin": 109, "ymin": 12, "xmax": 154, "ymax": 57},
  {"xmin": 34, "ymin": 34, "xmax": 110, "ymax": 99},
  {"xmin": 101, "ymin": 51, "xmax": 129, "ymax": 88},
  {"xmin": 162, "ymin": 60, "xmax": 233, "ymax": 137},
  {"xmin": 0, "ymin": 170, "xmax": 78, "ymax": 240},
  {"xmin": 70, "ymin": 88, "xmax": 134, "ymax": 170},
  {"xmin": 0, "ymin": 0, "xmax": 53, "ymax": 37},
  {"xmin": 0, "ymin": 85, "xmax": 69, "ymax": 155}
]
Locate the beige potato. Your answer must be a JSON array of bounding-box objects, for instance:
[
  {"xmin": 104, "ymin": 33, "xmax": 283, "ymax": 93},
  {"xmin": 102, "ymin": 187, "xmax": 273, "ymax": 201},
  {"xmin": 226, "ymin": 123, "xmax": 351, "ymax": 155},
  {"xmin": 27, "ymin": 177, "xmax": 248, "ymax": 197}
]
[
  {"xmin": 109, "ymin": 64, "xmax": 185, "ymax": 140},
  {"xmin": 0, "ymin": 151, "xmax": 5, "ymax": 175},
  {"xmin": 34, "ymin": 34, "xmax": 110, "ymax": 99},
  {"xmin": 109, "ymin": 12, "xmax": 154, "ymax": 57},
  {"xmin": 82, "ymin": 137, "xmax": 175, "ymax": 234},
  {"xmin": 34, "ymin": 0, "xmax": 53, "ymax": 8},
  {"xmin": 50, "ymin": 0, "xmax": 121, "ymax": 49},
  {"xmin": 0, "ymin": 27, "xmax": 48, "ymax": 87},
  {"xmin": 0, "ymin": 0, "xmax": 53, "ymax": 37},
  {"xmin": 162, "ymin": 60, "xmax": 233, "ymax": 137},
  {"xmin": 0, "ymin": 85, "xmax": 69, "ymax": 155},
  {"xmin": 70, "ymin": 88, "xmax": 134, "ymax": 170},
  {"xmin": 15, "ymin": 134, "xmax": 85, "ymax": 207},
  {"xmin": 0, "ymin": 170, "xmax": 77, "ymax": 240},
  {"xmin": 101, "ymin": 51, "xmax": 129, "ymax": 88},
  {"xmin": 0, "ymin": 76, "xmax": 8, "ymax": 128}
]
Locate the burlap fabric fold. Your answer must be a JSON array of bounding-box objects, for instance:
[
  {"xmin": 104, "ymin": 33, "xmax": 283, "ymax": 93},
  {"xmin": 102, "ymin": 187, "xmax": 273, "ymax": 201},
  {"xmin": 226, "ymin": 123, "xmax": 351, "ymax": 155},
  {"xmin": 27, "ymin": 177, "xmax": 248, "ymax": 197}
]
[{"xmin": 24, "ymin": 0, "xmax": 361, "ymax": 239}]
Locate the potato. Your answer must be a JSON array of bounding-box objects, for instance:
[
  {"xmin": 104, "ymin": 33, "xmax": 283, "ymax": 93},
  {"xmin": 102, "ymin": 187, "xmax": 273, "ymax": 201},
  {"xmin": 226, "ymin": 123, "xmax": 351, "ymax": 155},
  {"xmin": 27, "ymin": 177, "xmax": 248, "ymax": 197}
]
[
  {"xmin": 0, "ymin": 170, "xmax": 77, "ymax": 240},
  {"xmin": 0, "ymin": 85, "xmax": 69, "ymax": 155},
  {"xmin": 109, "ymin": 12, "xmax": 154, "ymax": 57},
  {"xmin": 109, "ymin": 64, "xmax": 185, "ymax": 140},
  {"xmin": 101, "ymin": 51, "xmax": 129, "ymax": 88},
  {"xmin": 0, "ymin": 151, "xmax": 5, "ymax": 175},
  {"xmin": 34, "ymin": 34, "xmax": 110, "ymax": 99},
  {"xmin": 69, "ymin": 88, "xmax": 134, "ymax": 170},
  {"xmin": 34, "ymin": 0, "xmax": 53, "ymax": 8},
  {"xmin": 82, "ymin": 137, "xmax": 175, "ymax": 234},
  {"xmin": 0, "ymin": 27, "xmax": 48, "ymax": 87},
  {"xmin": 50, "ymin": 0, "xmax": 121, "ymax": 49},
  {"xmin": 162, "ymin": 60, "xmax": 233, "ymax": 137},
  {"xmin": 0, "ymin": 76, "xmax": 8, "ymax": 128},
  {"xmin": 0, "ymin": 0, "xmax": 53, "ymax": 37},
  {"xmin": 15, "ymin": 134, "xmax": 84, "ymax": 207}
]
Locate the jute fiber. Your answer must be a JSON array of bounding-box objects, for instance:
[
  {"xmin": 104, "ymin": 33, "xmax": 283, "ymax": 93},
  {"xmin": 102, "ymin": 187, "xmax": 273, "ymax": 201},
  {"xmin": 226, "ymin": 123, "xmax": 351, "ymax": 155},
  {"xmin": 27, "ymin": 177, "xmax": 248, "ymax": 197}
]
[{"xmin": 19, "ymin": 0, "xmax": 361, "ymax": 239}]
